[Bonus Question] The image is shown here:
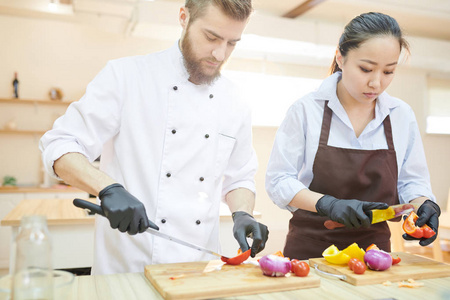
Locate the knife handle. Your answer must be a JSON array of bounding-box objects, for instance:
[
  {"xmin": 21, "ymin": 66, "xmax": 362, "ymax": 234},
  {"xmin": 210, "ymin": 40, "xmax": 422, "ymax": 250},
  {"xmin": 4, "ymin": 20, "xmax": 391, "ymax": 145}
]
[
  {"xmin": 73, "ymin": 198, "xmax": 105, "ymax": 216},
  {"xmin": 324, "ymin": 220, "xmax": 345, "ymax": 230}
]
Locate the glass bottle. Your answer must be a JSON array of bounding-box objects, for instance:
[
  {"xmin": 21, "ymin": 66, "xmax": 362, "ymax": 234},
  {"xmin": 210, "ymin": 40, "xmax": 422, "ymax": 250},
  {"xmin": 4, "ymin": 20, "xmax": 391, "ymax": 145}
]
[{"xmin": 12, "ymin": 215, "xmax": 53, "ymax": 300}]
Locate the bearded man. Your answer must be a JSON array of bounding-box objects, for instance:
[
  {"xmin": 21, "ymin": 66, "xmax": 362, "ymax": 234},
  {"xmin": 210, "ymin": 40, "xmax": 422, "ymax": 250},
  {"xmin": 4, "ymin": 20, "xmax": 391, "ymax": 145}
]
[{"xmin": 40, "ymin": 0, "xmax": 268, "ymax": 275}]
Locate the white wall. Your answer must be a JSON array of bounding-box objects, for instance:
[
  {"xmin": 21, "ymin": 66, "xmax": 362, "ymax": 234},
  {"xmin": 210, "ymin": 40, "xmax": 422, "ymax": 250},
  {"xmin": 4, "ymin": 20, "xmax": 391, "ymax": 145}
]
[{"xmin": 0, "ymin": 12, "xmax": 449, "ymax": 255}]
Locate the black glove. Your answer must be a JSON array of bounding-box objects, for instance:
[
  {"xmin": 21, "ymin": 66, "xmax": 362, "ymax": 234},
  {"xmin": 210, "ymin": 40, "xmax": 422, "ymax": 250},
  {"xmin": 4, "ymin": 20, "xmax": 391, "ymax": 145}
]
[
  {"xmin": 316, "ymin": 195, "xmax": 389, "ymax": 228},
  {"xmin": 99, "ymin": 183, "xmax": 159, "ymax": 235},
  {"xmin": 402, "ymin": 200, "xmax": 440, "ymax": 246},
  {"xmin": 232, "ymin": 211, "xmax": 269, "ymax": 258}
]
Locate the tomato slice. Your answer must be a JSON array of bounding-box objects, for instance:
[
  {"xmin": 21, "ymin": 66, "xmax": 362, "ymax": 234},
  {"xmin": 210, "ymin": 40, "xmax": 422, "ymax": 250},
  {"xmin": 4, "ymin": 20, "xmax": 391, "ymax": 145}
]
[{"xmin": 221, "ymin": 249, "xmax": 251, "ymax": 265}]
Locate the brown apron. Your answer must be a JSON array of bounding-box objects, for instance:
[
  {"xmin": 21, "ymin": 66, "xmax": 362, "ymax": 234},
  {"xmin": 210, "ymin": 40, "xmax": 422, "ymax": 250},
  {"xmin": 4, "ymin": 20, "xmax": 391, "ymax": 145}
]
[{"xmin": 284, "ymin": 101, "xmax": 399, "ymax": 260}]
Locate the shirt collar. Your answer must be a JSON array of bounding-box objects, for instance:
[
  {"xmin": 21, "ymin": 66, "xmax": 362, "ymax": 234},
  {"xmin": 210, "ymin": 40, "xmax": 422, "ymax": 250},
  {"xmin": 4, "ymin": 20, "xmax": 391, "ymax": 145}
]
[{"xmin": 314, "ymin": 71, "xmax": 400, "ymax": 118}]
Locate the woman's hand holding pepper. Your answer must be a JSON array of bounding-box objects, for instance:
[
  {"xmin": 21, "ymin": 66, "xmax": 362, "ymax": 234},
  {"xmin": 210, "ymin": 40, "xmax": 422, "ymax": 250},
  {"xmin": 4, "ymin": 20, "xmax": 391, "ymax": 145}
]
[
  {"xmin": 402, "ymin": 199, "xmax": 440, "ymax": 246},
  {"xmin": 316, "ymin": 195, "xmax": 389, "ymax": 228}
]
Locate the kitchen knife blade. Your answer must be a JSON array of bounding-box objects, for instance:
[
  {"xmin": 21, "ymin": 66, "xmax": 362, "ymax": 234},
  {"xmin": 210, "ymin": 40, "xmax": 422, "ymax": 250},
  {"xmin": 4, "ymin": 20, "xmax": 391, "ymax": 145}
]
[
  {"xmin": 73, "ymin": 198, "xmax": 227, "ymax": 259},
  {"xmin": 324, "ymin": 203, "xmax": 419, "ymax": 230}
]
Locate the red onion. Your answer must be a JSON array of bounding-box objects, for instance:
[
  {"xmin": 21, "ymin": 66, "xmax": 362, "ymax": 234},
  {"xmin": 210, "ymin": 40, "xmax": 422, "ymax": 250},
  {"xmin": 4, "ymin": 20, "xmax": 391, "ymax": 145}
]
[
  {"xmin": 258, "ymin": 255, "xmax": 292, "ymax": 277},
  {"xmin": 364, "ymin": 249, "xmax": 392, "ymax": 271}
]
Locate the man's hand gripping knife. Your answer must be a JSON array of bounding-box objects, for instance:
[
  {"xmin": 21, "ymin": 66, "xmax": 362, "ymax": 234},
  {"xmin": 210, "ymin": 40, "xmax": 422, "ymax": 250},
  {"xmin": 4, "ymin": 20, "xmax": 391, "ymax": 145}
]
[
  {"xmin": 316, "ymin": 195, "xmax": 389, "ymax": 228},
  {"xmin": 402, "ymin": 199, "xmax": 440, "ymax": 246},
  {"xmin": 232, "ymin": 211, "xmax": 269, "ymax": 257},
  {"xmin": 99, "ymin": 183, "xmax": 159, "ymax": 235}
]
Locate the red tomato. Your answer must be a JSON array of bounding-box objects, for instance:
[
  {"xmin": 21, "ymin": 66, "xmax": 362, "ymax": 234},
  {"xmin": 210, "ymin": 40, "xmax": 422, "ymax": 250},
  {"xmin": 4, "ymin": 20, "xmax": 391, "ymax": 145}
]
[
  {"xmin": 290, "ymin": 259, "xmax": 310, "ymax": 277},
  {"xmin": 391, "ymin": 256, "xmax": 401, "ymax": 265},
  {"xmin": 221, "ymin": 249, "xmax": 251, "ymax": 265},
  {"xmin": 348, "ymin": 258, "xmax": 359, "ymax": 271},
  {"xmin": 353, "ymin": 260, "xmax": 366, "ymax": 274}
]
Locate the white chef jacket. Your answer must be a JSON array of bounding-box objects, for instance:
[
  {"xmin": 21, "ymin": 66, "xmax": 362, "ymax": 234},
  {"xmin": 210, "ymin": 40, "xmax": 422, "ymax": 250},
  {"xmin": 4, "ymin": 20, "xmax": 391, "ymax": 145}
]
[
  {"xmin": 40, "ymin": 42, "xmax": 257, "ymax": 274},
  {"xmin": 266, "ymin": 72, "xmax": 435, "ymax": 212}
]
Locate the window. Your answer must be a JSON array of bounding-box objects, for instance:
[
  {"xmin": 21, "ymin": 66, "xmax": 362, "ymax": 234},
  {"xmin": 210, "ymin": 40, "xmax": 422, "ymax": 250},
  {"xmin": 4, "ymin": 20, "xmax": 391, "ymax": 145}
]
[
  {"xmin": 426, "ymin": 77, "xmax": 450, "ymax": 134},
  {"xmin": 223, "ymin": 70, "xmax": 322, "ymax": 127}
]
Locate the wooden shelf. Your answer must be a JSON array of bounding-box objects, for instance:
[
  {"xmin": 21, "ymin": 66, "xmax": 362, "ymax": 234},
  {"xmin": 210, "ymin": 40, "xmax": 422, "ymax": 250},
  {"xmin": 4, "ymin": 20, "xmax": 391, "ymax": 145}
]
[
  {"xmin": 0, "ymin": 98, "xmax": 73, "ymax": 105},
  {"xmin": 0, "ymin": 129, "xmax": 46, "ymax": 135}
]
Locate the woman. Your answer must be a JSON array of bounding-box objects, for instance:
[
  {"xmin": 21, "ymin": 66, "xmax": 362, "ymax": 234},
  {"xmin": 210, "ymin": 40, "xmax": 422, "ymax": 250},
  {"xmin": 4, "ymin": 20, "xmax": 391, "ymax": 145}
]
[{"xmin": 265, "ymin": 12, "xmax": 440, "ymax": 259}]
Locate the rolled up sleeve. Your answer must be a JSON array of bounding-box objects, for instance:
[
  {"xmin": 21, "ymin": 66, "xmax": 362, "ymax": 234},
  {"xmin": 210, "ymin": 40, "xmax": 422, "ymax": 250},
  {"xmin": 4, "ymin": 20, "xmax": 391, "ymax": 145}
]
[
  {"xmin": 39, "ymin": 61, "xmax": 122, "ymax": 178},
  {"xmin": 265, "ymin": 105, "xmax": 307, "ymax": 210}
]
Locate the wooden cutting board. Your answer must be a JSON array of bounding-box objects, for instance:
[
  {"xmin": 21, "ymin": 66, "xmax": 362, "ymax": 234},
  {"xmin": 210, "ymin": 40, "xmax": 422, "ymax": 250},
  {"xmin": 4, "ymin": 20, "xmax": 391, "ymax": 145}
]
[
  {"xmin": 309, "ymin": 251, "xmax": 450, "ymax": 286},
  {"xmin": 144, "ymin": 259, "xmax": 320, "ymax": 300}
]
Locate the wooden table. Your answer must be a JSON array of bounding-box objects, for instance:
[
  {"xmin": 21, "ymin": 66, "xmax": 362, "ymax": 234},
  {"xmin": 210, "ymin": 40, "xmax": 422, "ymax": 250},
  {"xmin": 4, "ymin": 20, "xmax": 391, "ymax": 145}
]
[
  {"xmin": 69, "ymin": 270, "xmax": 450, "ymax": 300},
  {"xmin": 1, "ymin": 198, "xmax": 96, "ymax": 271}
]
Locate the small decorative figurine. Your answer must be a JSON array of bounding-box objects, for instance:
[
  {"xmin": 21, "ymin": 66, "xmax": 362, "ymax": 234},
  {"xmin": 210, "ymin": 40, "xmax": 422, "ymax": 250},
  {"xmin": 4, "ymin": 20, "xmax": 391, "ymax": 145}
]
[{"xmin": 12, "ymin": 72, "xmax": 19, "ymax": 98}]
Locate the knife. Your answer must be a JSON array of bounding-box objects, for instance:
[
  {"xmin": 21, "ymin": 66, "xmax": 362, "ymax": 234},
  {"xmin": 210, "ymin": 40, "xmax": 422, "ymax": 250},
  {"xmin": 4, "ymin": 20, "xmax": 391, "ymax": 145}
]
[
  {"xmin": 73, "ymin": 198, "xmax": 227, "ymax": 259},
  {"xmin": 324, "ymin": 203, "xmax": 418, "ymax": 230}
]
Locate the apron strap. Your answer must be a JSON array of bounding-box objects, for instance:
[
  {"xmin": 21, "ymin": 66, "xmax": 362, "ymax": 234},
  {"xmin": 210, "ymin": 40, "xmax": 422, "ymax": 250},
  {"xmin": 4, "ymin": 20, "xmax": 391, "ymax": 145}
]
[
  {"xmin": 383, "ymin": 115, "xmax": 395, "ymax": 150},
  {"xmin": 319, "ymin": 101, "xmax": 332, "ymax": 146}
]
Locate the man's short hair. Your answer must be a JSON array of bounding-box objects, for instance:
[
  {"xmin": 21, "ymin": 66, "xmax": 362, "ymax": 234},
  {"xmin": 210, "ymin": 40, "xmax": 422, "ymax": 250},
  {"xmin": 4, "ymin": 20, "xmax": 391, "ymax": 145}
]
[{"xmin": 185, "ymin": 0, "xmax": 253, "ymax": 22}]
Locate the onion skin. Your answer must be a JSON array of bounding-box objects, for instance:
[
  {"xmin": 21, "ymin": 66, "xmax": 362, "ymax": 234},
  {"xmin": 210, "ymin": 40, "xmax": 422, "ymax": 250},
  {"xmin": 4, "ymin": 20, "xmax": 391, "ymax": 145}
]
[
  {"xmin": 364, "ymin": 249, "xmax": 392, "ymax": 271},
  {"xmin": 259, "ymin": 255, "xmax": 292, "ymax": 277}
]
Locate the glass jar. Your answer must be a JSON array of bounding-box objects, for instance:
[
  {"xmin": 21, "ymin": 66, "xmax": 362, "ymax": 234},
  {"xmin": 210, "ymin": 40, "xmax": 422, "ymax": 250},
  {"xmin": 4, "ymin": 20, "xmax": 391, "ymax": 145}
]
[{"xmin": 12, "ymin": 215, "xmax": 53, "ymax": 300}]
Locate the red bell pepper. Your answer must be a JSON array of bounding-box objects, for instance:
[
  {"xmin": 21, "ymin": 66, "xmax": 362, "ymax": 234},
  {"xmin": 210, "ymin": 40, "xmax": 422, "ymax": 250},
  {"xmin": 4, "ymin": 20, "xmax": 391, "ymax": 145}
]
[
  {"xmin": 221, "ymin": 249, "xmax": 251, "ymax": 265},
  {"xmin": 402, "ymin": 211, "xmax": 436, "ymax": 239}
]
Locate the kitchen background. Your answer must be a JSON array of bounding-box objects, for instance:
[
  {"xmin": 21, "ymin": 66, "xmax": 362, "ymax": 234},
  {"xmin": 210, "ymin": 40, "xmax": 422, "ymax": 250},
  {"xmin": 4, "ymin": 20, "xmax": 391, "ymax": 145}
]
[{"xmin": 0, "ymin": 0, "xmax": 449, "ymax": 263}]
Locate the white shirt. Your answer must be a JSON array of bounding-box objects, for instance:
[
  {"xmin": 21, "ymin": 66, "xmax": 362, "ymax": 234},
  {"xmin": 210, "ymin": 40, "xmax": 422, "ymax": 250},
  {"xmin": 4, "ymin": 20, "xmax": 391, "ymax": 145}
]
[
  {"xmin": 40, "ymin": 42, "xmax": 257, "ymax": 274},
  {"xmin": 265, "ymin": 72, "xmax": 435, "ymax": 212}
]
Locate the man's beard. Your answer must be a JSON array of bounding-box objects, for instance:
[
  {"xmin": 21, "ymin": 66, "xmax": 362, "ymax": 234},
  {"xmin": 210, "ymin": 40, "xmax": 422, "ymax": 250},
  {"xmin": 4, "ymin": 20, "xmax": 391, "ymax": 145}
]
[{"xmin": 181, "ymin": 28, "xmax": 223, "ymax": 85}]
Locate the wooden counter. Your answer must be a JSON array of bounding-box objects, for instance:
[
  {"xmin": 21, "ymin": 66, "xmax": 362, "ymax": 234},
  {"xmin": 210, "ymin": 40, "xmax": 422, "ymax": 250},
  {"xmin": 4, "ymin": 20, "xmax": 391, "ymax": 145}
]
[
  {"xmin": 1, "ymin": 198, "xmax": 95, "ymax": 226},
  {"xmin": 0, "ymin": 186, "xmax": 86, "ymax": 194},
  {"xmin": 70, "ymin": 269, "xmax": 450, "ymax": 300},
  {"xmin": 1, "ymin": 198, "xmax": 95, "ymax": 270}
]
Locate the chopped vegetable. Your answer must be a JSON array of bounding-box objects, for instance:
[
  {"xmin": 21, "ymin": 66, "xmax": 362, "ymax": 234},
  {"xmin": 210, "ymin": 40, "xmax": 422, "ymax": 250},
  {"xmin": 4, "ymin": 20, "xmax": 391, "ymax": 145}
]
[
  {"xmin": 398, "ymin": 278, "xmax": 424, "ymax": 288},
  {"xmin": 391, "ymin": 256, "xmax": 401, "ymax": 265},
  {"xmin": 342, "ymin": 243, "xmax": 366, "ymax": 262},
  {"xmin": 348, "ymin": 258, "xmax": 358, "ymax": 271},
  {"xmin": 382, "ymin": 281, "xmax": 392, "ymax": 286},
  {"xmin": 364, "ymin": 249, "xmax": 392, "ymax": 271},
  {"xmin": 290, "ymin": 259, "xmax": 310, "ymax": 277},
  {"xmin": 221, "ymin": 249, "xmax": 251, "ymax": 265},
  {"xmin": 366, "ymin": 244, "xmax": 380, "ymax": 252},
  {"xmin": 366, "ymin": 243, "xmax": 402, "ymax": 266},
  {"xmin": 272, "ymin": 250, "xmax": 284, "ymax": 257},
  {"xmin": 348, "ymin": 258, "xmax": 366, "ymax": 274},
  {"xmin": 259, "ymin": 254, "xmax": 291, "ymax": 277},
  {"xmin": 322, "ymin": 245, "xmax": 351, "ymax": 264},
  {"xmin": 402, "ymin": 211, "xmax": 436, "ymax": 239},
  {"xmin": 352, "ymin": 260, "xmax": 366, "ymax": 274}
]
